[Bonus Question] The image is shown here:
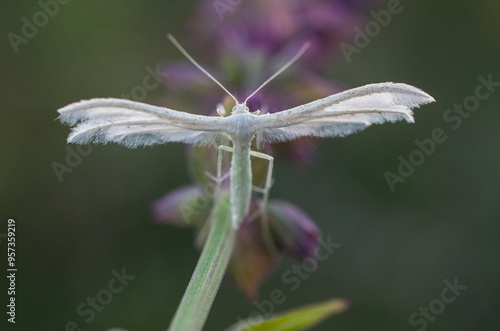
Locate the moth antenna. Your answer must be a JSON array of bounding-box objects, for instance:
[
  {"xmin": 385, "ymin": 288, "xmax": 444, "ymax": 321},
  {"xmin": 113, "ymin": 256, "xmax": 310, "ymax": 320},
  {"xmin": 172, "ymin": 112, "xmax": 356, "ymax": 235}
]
[
  {"xmin": 167, "ymin": 34, "xmax": 239, "ymax": 104},
  {"xmin": 244, "ymin": 41, "xmax": 311, "ymax": 104}
]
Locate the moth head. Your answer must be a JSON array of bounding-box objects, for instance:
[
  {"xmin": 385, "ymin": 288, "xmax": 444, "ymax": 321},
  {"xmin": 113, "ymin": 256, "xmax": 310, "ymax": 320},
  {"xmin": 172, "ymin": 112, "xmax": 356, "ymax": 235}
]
[{"xmin": 232, "ymin": 104, "xmax": 250, "ymax": 114}]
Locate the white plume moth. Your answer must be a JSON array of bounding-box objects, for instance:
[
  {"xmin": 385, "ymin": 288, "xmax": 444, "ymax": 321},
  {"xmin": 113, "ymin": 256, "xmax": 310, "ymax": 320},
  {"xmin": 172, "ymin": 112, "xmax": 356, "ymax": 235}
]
[{"xmin": 58, "ymin": 34, "xmax": 435, "ymax": 228}]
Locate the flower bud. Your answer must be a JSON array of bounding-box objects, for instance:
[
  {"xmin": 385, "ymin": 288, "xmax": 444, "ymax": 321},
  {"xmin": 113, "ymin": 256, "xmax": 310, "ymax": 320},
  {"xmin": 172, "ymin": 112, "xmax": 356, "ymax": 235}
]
[
  {"xmin": 152, "ymin": 185, "xmax": 212, "ymax": 226},
  {"xmin": 268, "ymin": 201, "xmax": 321, "ymax": 260}
]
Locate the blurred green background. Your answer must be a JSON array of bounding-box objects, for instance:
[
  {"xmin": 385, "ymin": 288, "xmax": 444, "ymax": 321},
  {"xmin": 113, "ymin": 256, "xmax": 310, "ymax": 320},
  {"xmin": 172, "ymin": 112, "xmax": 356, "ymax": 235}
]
[{"xmin": 1, "ymin": 0, "xmax": 499, "ymax": 330}]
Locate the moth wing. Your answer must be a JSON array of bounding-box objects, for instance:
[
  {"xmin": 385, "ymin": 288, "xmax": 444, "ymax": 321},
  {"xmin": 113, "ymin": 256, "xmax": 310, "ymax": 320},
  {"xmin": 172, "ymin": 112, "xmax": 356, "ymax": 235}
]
[
  {"xmin": 254, "ymin": 83, "xmax": 434, "ymax": 145},
  {"xmin": 58, "ymin": 98, "xmax": 229, "ymax": 147}
]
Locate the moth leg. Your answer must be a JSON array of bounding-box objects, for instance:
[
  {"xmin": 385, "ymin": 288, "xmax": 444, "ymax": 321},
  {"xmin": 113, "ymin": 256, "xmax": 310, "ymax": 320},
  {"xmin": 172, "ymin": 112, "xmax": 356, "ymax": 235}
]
[
  {"xmin": 216, "ymin": 103, "xmax": 227, "ymax": 117},
  {"xmin": 203, "ymin": 171, "xmax": 219, "ymax": 183},
  {"xmin": 249, "ymin": 150, "xmax": 274, "ymax": 215},
  {"xmin": 215, "ymin": 145, "xmax": 233, "ymax": 197},
  {"xmin": 249, "ymin": 150, "xmax": 279, "ymax": 257},
  {"xmin": 203, "ymin": 144, "xmax": 231, "ymax": 187},
  {"xmin": 203, "ymin": 170, "xmax": 229, "ymax": 185}
]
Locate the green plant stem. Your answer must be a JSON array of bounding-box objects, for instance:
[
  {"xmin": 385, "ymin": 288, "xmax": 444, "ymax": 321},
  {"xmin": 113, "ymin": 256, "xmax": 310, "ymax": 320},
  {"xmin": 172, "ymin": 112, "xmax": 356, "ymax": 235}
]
[{"xmin": 168, "ymin": 195, "xmax": 236, "ymax": 331}]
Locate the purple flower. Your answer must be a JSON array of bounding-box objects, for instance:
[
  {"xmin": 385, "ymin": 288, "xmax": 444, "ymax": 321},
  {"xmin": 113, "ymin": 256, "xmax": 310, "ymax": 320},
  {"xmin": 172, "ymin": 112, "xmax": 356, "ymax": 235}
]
[
  {"xmin": 268, "ymin": 201, "xmax": 321, "ymax": 260},
  {"xmin": 227, "ymin": 199, "xmax": 322, "ymax": 300}
]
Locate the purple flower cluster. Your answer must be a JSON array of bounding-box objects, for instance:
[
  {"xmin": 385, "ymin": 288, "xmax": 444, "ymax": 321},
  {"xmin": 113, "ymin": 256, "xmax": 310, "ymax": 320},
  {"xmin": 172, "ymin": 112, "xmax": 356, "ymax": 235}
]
[{"xmin": 155, "ymin": 0, "xmax": 377, "ymax": 299}]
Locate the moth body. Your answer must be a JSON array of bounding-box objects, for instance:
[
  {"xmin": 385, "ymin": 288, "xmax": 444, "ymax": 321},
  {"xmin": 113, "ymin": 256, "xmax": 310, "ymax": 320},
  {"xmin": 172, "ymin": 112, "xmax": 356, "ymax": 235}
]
[{"xmin": 225, "ymin": 105, "xmax": 259, "ymax": 226}]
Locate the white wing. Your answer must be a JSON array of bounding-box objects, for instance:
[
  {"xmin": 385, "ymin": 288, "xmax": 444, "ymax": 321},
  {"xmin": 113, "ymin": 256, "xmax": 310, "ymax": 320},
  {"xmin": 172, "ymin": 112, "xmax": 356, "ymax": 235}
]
[
  {"xmin": 58, "ymin": 98, "xmax": 228, "ymax": 147},
  {"xmin": 254, "ymin": 83, "xmax": 435, "ymax": 145}
]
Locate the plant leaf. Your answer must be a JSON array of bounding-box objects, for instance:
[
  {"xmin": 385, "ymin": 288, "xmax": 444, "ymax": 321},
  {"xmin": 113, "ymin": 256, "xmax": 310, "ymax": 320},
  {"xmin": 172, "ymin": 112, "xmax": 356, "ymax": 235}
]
[{"xmin": 224, "ymin": 298, "xmax": 348, "ymax": 331}]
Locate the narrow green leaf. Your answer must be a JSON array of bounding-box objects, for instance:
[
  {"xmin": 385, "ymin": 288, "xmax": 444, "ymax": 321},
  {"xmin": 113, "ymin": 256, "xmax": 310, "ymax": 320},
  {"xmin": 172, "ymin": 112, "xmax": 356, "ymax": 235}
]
[{"xmin": 225, "ymin": 298, "xmax": 348, "ymax": 331}]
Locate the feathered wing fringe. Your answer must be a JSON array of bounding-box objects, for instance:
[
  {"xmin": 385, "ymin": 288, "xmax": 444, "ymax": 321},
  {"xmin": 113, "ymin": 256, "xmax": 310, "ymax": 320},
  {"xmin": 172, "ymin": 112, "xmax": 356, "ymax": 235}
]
[
  {"xmin": 256, "ymin": 82, "xmax": 435, "ymax": 144},
  {"xmin": 58, "ymin": 98, "xmax": 227, "ymax": 147}
]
